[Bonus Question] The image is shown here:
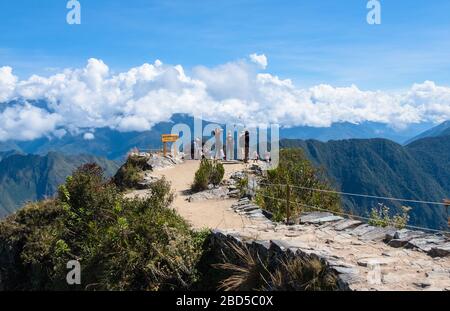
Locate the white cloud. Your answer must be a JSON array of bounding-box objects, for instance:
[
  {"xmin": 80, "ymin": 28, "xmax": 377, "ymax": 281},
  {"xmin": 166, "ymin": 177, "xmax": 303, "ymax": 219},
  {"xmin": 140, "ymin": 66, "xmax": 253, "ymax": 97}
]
[
  {"xmin": 249, "ymin": 53, "xmax": 268, "ymax": 69},
  {"xmin": 0, "ymin": 67, "xmax": 17, "ymax": 102},
  {"xmin": 0, "ymin": 103, "xmax": 61, "ymax": 141},
  {"xmin": 0, "ymin": 55, "xmax": 450, "ymax": 141},
  {"xmin": 83, "ymin": 132, "xmax": 95, "ymax": 140}
]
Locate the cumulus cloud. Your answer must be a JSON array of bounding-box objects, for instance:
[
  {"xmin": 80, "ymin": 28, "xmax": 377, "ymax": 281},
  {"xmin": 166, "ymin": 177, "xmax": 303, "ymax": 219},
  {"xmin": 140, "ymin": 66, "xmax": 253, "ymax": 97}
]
[
  {"xmin": 0, "ymin": 54, "xmax": 450, "ymax": 141},
  {"xmin": 249, "ymin": 53, "xmax": 268, "ymax": 69},
  {"xmin": 0, "ymin": 67, "xmax": 17, "ymax": 102},
  {"xmin": 0, "ymin": 103, "xmax": 61, "ymax": 141}
]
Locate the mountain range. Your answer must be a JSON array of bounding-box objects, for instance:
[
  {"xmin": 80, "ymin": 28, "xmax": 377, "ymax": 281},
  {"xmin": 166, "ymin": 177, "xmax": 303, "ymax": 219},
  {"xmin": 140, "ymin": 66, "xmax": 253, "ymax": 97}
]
[
  {"xmin": 0, "ymin": 114, "xmax": 223, "ymax": 161},
  {"xmin": 0, "ymin": 108, "xmax": 440, "ymax": 161},
  {"xmin": 0, "ymin": 152, "xmax": 119, "ymax": 217},
  {"xmin": 405, "ymin": 120, "xmax": 450, "ymax": 144},
  {"xmin": 280, "ymin": 131, "xmax": 450, "ymax": 229},
  {"xmin": 0, "ymin": 110, "xmax": 449, "ymax": 228},
  {"xmin": 280, "ymin": 121, "xmax": 434, "ymax": 144}
]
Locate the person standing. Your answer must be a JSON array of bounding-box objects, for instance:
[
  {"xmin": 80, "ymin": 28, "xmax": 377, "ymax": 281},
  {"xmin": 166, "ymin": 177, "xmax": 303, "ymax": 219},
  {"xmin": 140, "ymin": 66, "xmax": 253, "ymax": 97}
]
[
  {"xmin": 214, "ymin": 128, "xmax": 224, "ymax": 160},
  {"xmin": 226, "ymin": 131, "xmax": 234, "ymax": 160}
]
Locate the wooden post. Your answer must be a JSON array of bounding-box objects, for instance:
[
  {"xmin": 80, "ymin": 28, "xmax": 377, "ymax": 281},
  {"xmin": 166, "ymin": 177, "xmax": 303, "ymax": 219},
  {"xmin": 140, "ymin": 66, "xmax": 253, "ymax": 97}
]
[
  {"xmin": 161, "ymin": 134, "xmax": 179, "ymax": 158},
  {"xmin": 286, "ymin": 182, "xmax": 291, "ymax": 224},
  {"xmin": 444, "ymin": 199, "xmax": 450, "ymax": 229}
]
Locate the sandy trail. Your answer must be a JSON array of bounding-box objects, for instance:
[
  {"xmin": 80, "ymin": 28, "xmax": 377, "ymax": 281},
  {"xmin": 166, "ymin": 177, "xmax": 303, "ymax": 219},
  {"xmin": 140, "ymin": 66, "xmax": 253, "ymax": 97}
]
[{"xmin": 151, "ymin": 160, "xmax": 255, "ymax": 230}]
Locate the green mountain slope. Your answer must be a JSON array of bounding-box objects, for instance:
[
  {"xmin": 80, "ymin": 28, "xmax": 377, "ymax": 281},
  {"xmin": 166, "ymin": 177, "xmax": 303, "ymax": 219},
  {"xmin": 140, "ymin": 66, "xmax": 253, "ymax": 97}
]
[
  {"xmin": 406, "ymin": 136, "xmax": 450, "ymax": 191},
  {"xmin": 406, "ymin": 120, "xmax": 450, "ymax": 144},
  {"xmin": 0, "ymin": 152, "xmax": 119, "ymax": 218},
  {"xmin": 280, "ymin": 138, "xmax": 450, "ymax": 229}
]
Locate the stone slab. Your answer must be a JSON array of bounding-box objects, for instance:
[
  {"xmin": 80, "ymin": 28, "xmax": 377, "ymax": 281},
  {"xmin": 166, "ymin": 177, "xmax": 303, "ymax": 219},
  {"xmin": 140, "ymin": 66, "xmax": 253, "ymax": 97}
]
[
  {"xmin": 334, "ymin": 219, "xmax": 363, "ymax": 231},
  {"xmin": 428, "ymin": 242, "xmax": 450, "ymax": 258}
]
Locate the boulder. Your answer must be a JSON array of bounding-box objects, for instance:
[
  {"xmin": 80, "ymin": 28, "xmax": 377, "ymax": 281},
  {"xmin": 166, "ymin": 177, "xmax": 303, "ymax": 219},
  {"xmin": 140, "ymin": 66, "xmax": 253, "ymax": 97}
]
[
  {"xmin": 360, "ymin": 227, "xmax": 396, "ymax": 242},
  {"xmin": 405, "ymin": 236, "xmax": 447, "ymax": 252},
  {"xmin": 249, "ymin": 164, "xmax": 263, "ymax": 176},
  {"xmin": 261, "ymin": 209, "xmax": 273, "ymax": 220},
  {"xmin": 137, "ymin": 172, "xmax": 159, "ymax": 188},
  {"xmin": 230, "ymin": 171, "xmax": 246, "ymax": 181},
  {"xmin": 147, "ymin": 154, "xmax": 183, "ymax": 170},
  {"xmin": 227, "ymin": 189, "xmax": 240, "ymax": 198},
  {"xmin": 387, "ymin": 229, "xmax": 427, "ymax": 248},
  {"xmin": 428, "ymin": 242, "xmax": 450, "ymax": 258},
  {"xmin": 187, "ymin": 187, "xmax": 229, "ymax": 202},
  {"xmin": 394, "ymin": 229, "xmax": 425, "ymax": 240},
  {"xmin": 350, "ymin": 224, "xmax": 376, "ymax": 236}
]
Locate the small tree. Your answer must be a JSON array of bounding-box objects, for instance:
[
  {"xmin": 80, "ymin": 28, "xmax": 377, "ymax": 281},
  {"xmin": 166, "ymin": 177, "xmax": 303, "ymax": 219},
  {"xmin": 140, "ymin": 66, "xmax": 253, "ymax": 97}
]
[
  {"xmin": 192, "ymin": 164, "xmax": 210, "ymax": 192},
  {"xmin": 210, "ymin": 162, "xmax": 225, "ymax": 186},
  {"xmin": 256, "ymin": 149, "xmax": 341, "ymax": 222},
  {"xmin": 191, "ymin": 159, "xmax": 225, "ymax": 192}
]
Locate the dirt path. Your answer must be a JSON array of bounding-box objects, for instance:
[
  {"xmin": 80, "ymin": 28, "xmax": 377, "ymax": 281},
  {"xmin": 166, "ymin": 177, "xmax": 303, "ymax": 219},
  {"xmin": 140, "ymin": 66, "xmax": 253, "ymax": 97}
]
[
  {"xmin": 149, "ymin": 160, "xmax": 256, "ymax": 230},
  {"xmin": 124, "ymin": 158, "xmax": 450, "ymax": 290}
]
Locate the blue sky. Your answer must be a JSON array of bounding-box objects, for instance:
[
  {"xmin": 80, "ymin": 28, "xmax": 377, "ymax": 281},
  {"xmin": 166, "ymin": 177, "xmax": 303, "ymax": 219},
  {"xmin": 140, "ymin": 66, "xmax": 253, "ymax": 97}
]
[
  {"xmin": 1, "ymin": 0, "xmax": 450, "ymax": 89},
  {"xmin": 1, "ymin": 1, "xmax": 450, "ymax": 141}
]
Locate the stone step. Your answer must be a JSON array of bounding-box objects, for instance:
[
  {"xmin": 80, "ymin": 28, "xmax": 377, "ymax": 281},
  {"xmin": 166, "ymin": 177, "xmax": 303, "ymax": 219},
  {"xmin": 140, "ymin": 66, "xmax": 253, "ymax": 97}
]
[
  {"xmin": 406, "ymin": 236, "xmax": 447, "ymax": 252},
  {"xmin": 333, "ymin": 219, "xmax": 363, "ymax": 231},
  {"xmin": 349, "ymin": 224, "xmax": 374, "ymax": 236},
  {"xmin": 300, "ymin": 212, "xmax": 343, "ymax": 224},
  {"xmin": 360, "ymin": 227, "xmax": 396, "ymax": 242}
]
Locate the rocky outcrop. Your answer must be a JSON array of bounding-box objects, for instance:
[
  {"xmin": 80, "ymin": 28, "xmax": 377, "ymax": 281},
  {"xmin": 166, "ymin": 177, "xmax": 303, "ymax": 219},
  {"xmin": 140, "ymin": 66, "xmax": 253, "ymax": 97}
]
[
  {"xmin": 146, "ymin": 153, "xmax": 184, "ymax": 171},
  {"xmin": 230, "ymin": 197, "xmax": 272, "ymax": 221},
  {"xmin": 187, "ymin": 187, "xmax": 230, "ymax": 202},
  {"xmin": 137, "ymin": 171, "xmax": 160, "ymax": 188},
  {"xmin": 221, "ymin": 197, "xmax": 450, "ymax": 291}
]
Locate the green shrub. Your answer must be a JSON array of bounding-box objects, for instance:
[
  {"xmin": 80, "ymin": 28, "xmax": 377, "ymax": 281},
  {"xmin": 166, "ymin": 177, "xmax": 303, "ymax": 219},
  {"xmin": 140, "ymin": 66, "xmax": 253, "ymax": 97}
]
[
  {"xmin": 210, "ymin": 162, "xmax": 225, "ymax": 186},
  {"xmin": 368, "ymin": 203, "xmax": 410, "ymax": 229},
  {"xmin": 192, "ymin": 164, "xmax": 210, "ymax": 192},
  {"xmin": 237, "ymin": 176, "xmax": 249, "ymax": 197},
  {"xmin": 256, "ymin": 149, "xmax": 341, "ymax": 222},
  {"xmin": 113, "ymin": 155, "xmax": 151, "ymax": 190},
  {"xmin": 0, "ymin": 163, "xmax": 208, "ymax": 291},
  {"xmin": 191, "ymin": 159, "xmax": 225, "ymax": 192}
]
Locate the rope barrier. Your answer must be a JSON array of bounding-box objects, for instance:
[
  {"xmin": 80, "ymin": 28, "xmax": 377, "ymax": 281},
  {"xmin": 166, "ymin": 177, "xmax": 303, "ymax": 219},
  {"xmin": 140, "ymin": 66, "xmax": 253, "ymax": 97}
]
[
  {"xmin": 257, "ymin": 193, "xmax": 449, "ymax": 235},
  {"xmin": 257, "ymin": 182, "xmax": 448, "ymax": 207}
]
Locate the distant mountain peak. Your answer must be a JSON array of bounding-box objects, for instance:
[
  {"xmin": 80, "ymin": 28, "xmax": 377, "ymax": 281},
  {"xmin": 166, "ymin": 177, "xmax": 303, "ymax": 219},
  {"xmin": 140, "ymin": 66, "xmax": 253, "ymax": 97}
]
[{"xmin": 406, "ymin": 120, "xmax": 450, "ymax": 145}]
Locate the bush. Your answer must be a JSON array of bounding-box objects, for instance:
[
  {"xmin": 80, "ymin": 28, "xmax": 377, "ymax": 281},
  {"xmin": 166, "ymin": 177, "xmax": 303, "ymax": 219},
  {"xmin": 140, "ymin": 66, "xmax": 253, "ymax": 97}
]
[
  {"xmin": 210, "ymin": 161, "xmax": 225, "ymax": 186},
  {"xmin": 113, "ymin": 155, "xmax": 151, "ymax": 190},
  {"xmin": 368, "ymin": 203, "xmax": 410, "ymax": 229},
  {"xmin": 237, "ymin": 176, "xmax": 249, "ymax": 197},
  {"xmin": 191, "ymin": 159, "xmax": 225, "ymax": 192},
  {"xmin": 213, "ymin": 242, "xmax": 338, "ymax": 291},
  {"xmin": 256, "ymin": 149, "xmax": 341, "ymax": 222},
  {"xmin": 192, "ymin": 162, "xmax": 210, "ymax": 192},
  {"xmin": 0, "ymin": 163, "xmax": 208, "ymax": 291}
]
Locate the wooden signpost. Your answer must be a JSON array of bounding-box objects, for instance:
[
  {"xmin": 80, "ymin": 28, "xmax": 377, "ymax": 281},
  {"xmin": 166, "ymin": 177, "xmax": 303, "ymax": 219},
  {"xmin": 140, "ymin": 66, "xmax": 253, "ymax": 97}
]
[{"xmin": 161, "ymin": 134, "xmax": 179, "ymax": 157}]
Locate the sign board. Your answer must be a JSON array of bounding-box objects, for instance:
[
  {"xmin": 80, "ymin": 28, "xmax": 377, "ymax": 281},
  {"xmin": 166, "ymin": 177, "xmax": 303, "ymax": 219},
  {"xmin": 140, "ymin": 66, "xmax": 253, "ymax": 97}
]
[{"xmin": 161, "ymin": 134, "xmax": 179, "ymax": 143}]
